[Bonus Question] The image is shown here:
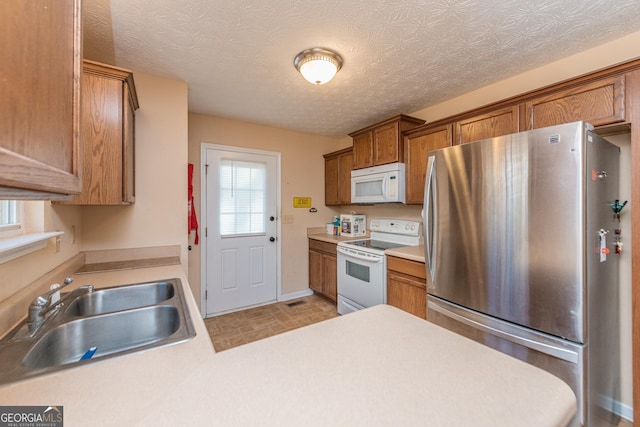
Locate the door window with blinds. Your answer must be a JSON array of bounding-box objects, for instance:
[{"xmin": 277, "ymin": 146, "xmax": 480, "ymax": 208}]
[{"xmin": 219, "ymin": 159, "xmax": 266, "ymax": 237}]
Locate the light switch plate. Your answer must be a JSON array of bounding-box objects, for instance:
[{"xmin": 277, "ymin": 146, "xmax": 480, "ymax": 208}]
[{"xmin": 282, "ymin": 214, "xmax": 294, "ymax": 224}]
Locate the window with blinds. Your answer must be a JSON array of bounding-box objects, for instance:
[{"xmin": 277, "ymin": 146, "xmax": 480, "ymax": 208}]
[
  {"xmin": 219, "ymin": 159, "xmax": 266, "ymax": 236},
  {"xmin": 0, "ymin": 200, "xmax": 21, "ymax": 233}
]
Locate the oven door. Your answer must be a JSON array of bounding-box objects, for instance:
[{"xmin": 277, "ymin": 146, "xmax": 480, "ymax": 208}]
[{"xmin": 337, "ymin": 245, "xmax": 386, "ymax": 312}]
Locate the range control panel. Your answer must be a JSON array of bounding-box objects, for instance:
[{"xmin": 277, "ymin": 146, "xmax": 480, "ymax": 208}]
[{"xmin": 369, "ymin": 218, "xmax": 421, "ymax": 237}]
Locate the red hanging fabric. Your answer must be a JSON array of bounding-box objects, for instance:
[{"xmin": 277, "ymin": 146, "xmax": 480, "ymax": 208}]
[{"xmin": 188, "ymin": 163, "xmax": 199, "ymax": 244}]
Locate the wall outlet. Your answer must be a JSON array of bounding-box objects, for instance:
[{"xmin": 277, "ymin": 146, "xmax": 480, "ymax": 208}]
[{"xmin": 282, "ymin": 214, "xmax": 294, "ymax": 224}]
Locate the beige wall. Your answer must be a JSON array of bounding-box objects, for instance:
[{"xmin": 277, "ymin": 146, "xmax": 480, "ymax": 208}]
[
  {"xmin": 0, "ymin": 202, "xmax": 82, "ymax": 308},
  {"xmin": 188, "ymin": 114, "xmax": 344, "ymax": 306},
  {"xmin": 81, "ymin": 71, "xmax": 189, "ymax": 271}
]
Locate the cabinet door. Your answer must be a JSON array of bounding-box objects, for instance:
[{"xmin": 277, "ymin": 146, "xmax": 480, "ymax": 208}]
[
  {"xmin": 123, "ymin": 83, "xmax": 136, "ymax": 204},
  {"xmin": 309, "ymin": 250, "xmax": 323, "ymax": 294},
  {"xmin": 387, "ymin": 271, "xmax": 427, "ymax": 319},
  {"xmin": 57, "ymin": 61, "xmax": 138, "ymax": 205},
  {"xmin": 352, "ymin": 132, "xmax": 373, "ymax": 169},
  {"xmin": 323, "ymin": 253, "xmax": 337, "ymax": 301},
  {"xmin": 454, "ymin": 106, "xmax": 520, "ymax": 145},
  {"xmin": 337, "ymin": 151, "xmax": 353, "ymax": 204},
  {"xmin": 0, "ymin": 0, "xmax": 81, "ymax": 197},
  {"xmin": 524, "ymin": 76, "xmax": 625, "ymax": 129},
  {"xmin": 387, "ymin": 256, "xmax": 427, "ymax": 318},
  {"xmin": 404, "ymin": 125, "xmax": 452, "ymax": 204},
  {"xmin": 77, "ymin": 72, "xmax": 124, "ymax": 205},
  {"xmin": 373, "ymin": 122, "xmax": 400, "ymax": 165},
  {"xmin": 324, "ymin": 155, "xmax": 339, "ymax": 206}
]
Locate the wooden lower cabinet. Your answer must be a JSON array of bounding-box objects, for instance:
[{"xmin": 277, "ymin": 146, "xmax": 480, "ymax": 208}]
[
  {"xmin": 308, "ymin": 239, "xmax": 337, "ymax": 302},
  {"xmin": 386, "ymin": 256, "xmax": 427, "ymax": 319}
]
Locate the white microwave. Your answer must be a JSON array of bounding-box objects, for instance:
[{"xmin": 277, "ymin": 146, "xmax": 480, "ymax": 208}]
[{"xmin": 351, "ymin": 162, "xmax": 406, "ymax": 204}]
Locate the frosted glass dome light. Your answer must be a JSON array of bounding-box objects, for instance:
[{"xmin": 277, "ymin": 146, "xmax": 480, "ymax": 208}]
[{"xmin": 294, "ymin": 48, "xmax": 343, "ymax": 85}]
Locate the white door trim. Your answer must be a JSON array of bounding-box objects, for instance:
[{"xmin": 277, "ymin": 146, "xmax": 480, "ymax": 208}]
[{"xmin": 200, "ymin": 142, "xmax": 282, "ymax": 317}]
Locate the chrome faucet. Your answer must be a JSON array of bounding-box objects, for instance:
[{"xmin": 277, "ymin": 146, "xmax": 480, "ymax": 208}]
[{"xmin": 27, "ymin": 278, "xmax": 93, "ymax": 331}]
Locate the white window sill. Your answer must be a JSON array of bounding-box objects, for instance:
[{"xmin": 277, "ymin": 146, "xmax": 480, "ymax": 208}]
[{"xmin": 0, "ymin": 231, "xmax": 64, "ymax": 265}]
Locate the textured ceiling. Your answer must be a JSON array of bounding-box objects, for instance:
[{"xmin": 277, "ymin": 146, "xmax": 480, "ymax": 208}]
[{"xmin": 83, "ymin": 0, "xmax": 640, "ymax": 137}]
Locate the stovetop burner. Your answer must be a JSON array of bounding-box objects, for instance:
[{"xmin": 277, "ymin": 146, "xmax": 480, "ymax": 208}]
[{"xmin": 341, "ymin": 239, "xmax": 408, "ymax": 251}]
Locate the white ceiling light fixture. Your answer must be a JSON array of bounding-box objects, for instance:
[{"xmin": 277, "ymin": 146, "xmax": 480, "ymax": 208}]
[{"xmin": 294, "ymin": 47, "xmax": 343, "ymax": 85}]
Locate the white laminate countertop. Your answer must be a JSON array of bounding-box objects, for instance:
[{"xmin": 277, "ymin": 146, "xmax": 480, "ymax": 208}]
[
  {"xmin": 309, "ymin": 231, "xmax": 426, "ymax": 264},
  {"xmin": 0, "ymin": 265, "xmax": 576, "ymax": 427},
  {"xmin": 385, "ymin": 244, "xmax": 426, "ymax": 263},
  {"xmin": 308, "ymin": 232, "xmax": 368, "ymax": 244},
  {"xmin": 0, "ymin": 265, "xmax": 215, "ymax": 426}
]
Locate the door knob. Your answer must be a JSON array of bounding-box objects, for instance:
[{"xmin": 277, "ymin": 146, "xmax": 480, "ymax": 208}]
[
  {"xmin": 269, "ymin": 237, "xmax": 276, "ymax": 242},
  {"xmin": 269, "ymin": 216, "xmax": 275, "ymax": 221}
]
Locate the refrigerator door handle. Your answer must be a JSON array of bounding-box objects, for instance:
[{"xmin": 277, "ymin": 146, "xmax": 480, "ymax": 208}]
[
  {"xmin": 423, "ymin": 155, "xmax": 437, "ymax": 285},
  {"xmin": 428, "ymin": 299, "xmax": 580, "ymax": 364}
]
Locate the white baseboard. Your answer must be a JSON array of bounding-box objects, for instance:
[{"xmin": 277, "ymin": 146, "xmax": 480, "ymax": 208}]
[
  {"xmin": 614, "ymin": 401, "xmax": 633, "ymax": 423},
  {"xmin": 599, "ymin": 395, "xmax": 633, "ymax": 422},
  {"xmin": 279, "ymin": 289, "xmax": 313, "ymax": 302}
]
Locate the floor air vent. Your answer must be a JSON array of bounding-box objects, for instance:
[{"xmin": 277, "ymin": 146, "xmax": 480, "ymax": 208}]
[{"xmin": 286, "ymin": 300, "xmax": 306, "ymax": 308}]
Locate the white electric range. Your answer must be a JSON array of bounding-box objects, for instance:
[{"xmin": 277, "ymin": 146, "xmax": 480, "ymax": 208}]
[{"xmin": 336, "ymin": 218, "xmax": 422, "ymax": 315}]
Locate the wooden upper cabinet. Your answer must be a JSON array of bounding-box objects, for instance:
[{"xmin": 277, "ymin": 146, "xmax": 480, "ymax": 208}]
[
  {"xmin": 0, "ymin": 0, "xmax": 82, "ymax": 198},
  {"xmin": 123, "ymin": 83, "xmax": 136, "ymax": 203},
  {"xmin": 403, "ymin": 124, "xmax": 452, "ymax": 204},
  {"xmin": 58, "ymin": 60, "xmax": 139, "ymax": 205},
  {"xmin": 373, "ymin": 122, "xmax": 401, "ymax": 165},
  {"xmin": 352, "ymin": 133, "xmax": 373, "ymax": 169},
  {"xmin": 453, "ymin": 106, "xmax": 520, "ymax": 145},
  {"xmin": 337, "ymin": 150, "xmax": 353, "ymax": 204},
  {"xmin": 524, "ymin": 75, "xmax": 625, "ymax": 130},
  {"xmin": 324, "ymin": 147, "xmax": 353, "ymax": 206},
  {"xmin": 324, "ymin": 156, "xmax": 339, "ymax": 206},
  {"xmin": 350, "ymin": 115, "xmax": 425, "ymax": 170}
]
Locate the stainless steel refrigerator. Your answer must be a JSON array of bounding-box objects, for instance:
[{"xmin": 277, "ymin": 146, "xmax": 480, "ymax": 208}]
[{"xmin": 422, "ymin": 121, "xmax": 620, "ymax": 427}]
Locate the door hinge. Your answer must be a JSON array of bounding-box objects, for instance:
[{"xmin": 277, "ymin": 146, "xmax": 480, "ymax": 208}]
[
  {"xmin": 205, "ymin": 227, "xmax": 208, "ymax": 237},
  {"xmin": 205, "ymin": 290, "xmax": 208, "ymax": 300},
  {"xmin": 205, "ymin": 164, "xmax": 209, "ymax": 174}
]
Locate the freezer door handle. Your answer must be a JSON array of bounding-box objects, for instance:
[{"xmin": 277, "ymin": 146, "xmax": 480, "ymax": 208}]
[
  {"xmin": 423, "ymin": 155, "xmax": 437, "ymax": 286},
  {"xmin": 428, "ymin": 299, "xmax": 580, "ymax": 364}
]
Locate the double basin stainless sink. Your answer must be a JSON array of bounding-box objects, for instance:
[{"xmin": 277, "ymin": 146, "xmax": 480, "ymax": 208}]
[{"xmin": 0, "ymin": 278, "xmax": 195, "ymax": 385}]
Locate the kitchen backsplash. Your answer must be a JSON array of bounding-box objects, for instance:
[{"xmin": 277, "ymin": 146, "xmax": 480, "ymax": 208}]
[{"xmin": 333, "ymin": 204, "xmax": 422, "ymax": 223}]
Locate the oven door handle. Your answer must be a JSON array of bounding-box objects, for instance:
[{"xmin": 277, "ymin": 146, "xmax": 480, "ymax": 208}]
[{"xmin": 337, "ymin": 247, "xmax": 384, "ymax": 263}]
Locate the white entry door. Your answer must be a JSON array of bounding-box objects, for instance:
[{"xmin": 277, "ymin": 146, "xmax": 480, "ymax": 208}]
[{"xmin": 204, "ymin": 146, "xmax": 279, "ymax": 316}]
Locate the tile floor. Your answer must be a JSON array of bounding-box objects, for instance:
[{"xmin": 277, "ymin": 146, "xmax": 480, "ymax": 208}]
[{"xmin": 204, "ymin": 294, "xmax": 338, "ymax": 351}]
